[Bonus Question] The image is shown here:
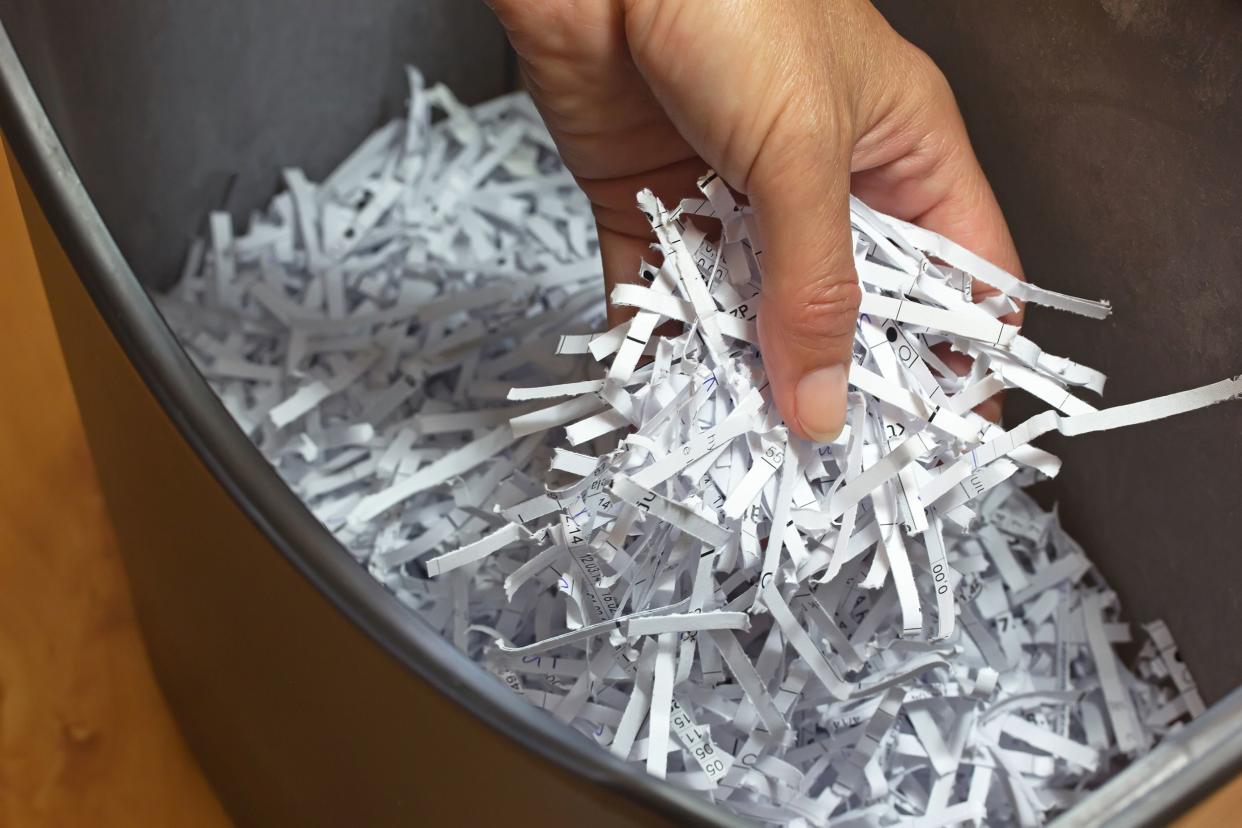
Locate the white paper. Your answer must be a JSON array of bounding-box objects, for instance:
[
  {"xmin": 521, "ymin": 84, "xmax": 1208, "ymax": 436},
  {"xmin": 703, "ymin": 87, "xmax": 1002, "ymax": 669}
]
[{"xmin": 163, "ymin": 71, "xmax": 1226, "ymax": 828}]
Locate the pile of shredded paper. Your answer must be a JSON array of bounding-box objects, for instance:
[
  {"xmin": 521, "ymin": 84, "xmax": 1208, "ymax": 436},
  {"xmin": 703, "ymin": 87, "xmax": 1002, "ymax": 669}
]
[{"xmin": 159, "ymin": 71, "xmax": 1236, "ymax": 826}]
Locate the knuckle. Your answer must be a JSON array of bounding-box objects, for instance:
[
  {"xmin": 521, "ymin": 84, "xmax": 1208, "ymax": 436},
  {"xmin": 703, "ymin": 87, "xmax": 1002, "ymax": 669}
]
[
  {"xmin": 623, "ymin": 0, "xmax": 688, "ymax": 64},
  {"xmin": 903, "ymin": 43, "xmax": 954, "ymax": 104},
  {"xmin": 775, "ymin": 276, "xmax": 862, "ymax": 349},
  {"xmin": 486, "ymin": 0, "xmax": 535, "ymax": 21},
  {"xmin": 773, "ymin": 93, "xmax": 851, "ymax": 161},
  {"xmin": 622, "ymin": 0, "xmax": 662, "ymax": 38},
  {"xmin": 487, "ymin": 0, "xmax": 570, "ymax": 43}
]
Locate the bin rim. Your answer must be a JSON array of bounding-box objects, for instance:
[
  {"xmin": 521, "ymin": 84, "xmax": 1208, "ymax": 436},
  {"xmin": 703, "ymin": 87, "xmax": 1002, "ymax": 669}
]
[
  {"xmin": 0, "ymin": 19, "xmax": 731, "ymax": 828},
  {"xmin": 5, "ymin": 16, "xmax": 1242, "ymax": 828}
]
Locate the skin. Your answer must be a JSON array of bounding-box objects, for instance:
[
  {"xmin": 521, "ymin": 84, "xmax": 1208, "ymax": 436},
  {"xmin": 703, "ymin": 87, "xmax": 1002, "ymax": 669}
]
[{"xmin": 485, "ymin": 0, "xmax": 1024, "ymax": 439}]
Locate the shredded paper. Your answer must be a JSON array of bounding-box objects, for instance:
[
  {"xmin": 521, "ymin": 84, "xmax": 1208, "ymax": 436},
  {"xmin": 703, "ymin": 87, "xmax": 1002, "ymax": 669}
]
[{"xmin": 159, "ymin": 71, "xmax": 1235, "ymax": 826}]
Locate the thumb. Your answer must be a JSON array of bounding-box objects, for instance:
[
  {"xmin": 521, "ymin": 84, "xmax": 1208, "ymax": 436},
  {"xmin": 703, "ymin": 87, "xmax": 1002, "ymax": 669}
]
[{"xmin": 751, "ymin": 136, "xmax": 860, "ymax": 444}]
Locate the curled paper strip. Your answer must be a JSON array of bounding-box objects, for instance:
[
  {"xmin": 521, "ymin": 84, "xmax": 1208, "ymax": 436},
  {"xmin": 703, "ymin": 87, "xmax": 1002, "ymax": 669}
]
[{"xmin": 162, "ymin": 69, "xmax": 1235, "ymax": 826}]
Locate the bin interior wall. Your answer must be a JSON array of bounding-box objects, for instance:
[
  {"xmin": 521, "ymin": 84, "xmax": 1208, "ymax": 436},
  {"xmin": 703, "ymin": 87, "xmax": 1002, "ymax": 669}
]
[
  {"xmin": 0, "ymin": 0, "xmax": 510, "ymax": 290},
  {"xmin": 872, "ymin": 0, "xmax": 1242, "ymax": 701},
  {"xmin": 4, "ymin": 0, "xmax": 1240, "ymax": 703}
]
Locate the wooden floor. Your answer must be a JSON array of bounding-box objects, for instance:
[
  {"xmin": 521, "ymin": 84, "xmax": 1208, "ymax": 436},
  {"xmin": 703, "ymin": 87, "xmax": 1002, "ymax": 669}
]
[
  {"xmin": 0, "ymin": 142, "xmax": 1238, "ymax": 827},
  {"xmin": 0, "ymin": 146, "xmax": 232, "ymax": 827}
]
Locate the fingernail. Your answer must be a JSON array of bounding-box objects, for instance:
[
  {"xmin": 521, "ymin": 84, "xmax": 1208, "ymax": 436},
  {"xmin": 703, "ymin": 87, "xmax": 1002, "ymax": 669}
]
[{"xmin": 795, "ymin": 365, "xmax": 848, "ymax": 443}]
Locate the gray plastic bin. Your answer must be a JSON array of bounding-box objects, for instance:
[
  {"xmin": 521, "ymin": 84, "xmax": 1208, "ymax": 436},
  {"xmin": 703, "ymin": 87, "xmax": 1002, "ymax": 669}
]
[{"xmin": 0, "ymin": 2, "xmax": 1238, "ymax": 825}]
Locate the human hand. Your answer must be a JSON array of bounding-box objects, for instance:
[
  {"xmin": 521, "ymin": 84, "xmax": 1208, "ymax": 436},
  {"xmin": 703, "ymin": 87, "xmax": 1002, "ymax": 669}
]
[{"xmin": 486, "ymin": 0, "xmax": 1024, "ymax": 439}]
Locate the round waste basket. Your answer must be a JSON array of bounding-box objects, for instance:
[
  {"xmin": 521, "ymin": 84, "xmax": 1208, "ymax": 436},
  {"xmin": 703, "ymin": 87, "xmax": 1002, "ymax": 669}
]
[{"xmin": 1, "ymin": 2, "xmax": 1240, "ymax": 825}]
